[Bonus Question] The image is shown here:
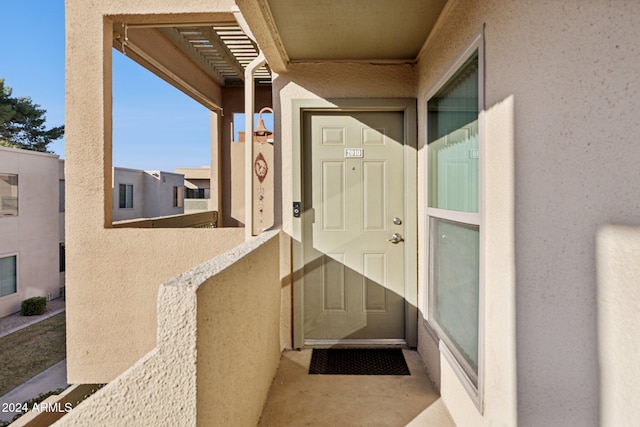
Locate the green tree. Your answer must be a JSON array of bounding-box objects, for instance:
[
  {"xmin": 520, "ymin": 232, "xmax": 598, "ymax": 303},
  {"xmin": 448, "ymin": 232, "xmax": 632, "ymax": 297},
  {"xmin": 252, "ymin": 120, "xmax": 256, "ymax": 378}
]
[{"xmin": 0, "ymin": 78, "xmax": 64, "ymax": 153}]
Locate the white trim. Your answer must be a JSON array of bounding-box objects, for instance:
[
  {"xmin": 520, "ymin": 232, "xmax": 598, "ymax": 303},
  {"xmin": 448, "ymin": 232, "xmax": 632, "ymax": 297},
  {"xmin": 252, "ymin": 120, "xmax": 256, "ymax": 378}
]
[
  {"xmin": 118, "ymin": 183, "xmax": 134, "ymax": 209},
  {"xmin": 426, "ymin": 207, "xmax": 480, "ymax": 226},
  {"xmin": 440, "ymin": 340, "xmax": 481, "ymax": 407},
  {"xmin": 0, "ymin": 252, "xmax": 18, "ymax": 299},
  {"xmin": 424, "ymin": 32, "xmax": 484, "ymax": 102},
  {"xmin": 244, "ymin": 53, "xmax": 267, "ymax": 239},
  {"xmin": 424, "ymin": 28, "xmax": 485, "ymax": 413}
]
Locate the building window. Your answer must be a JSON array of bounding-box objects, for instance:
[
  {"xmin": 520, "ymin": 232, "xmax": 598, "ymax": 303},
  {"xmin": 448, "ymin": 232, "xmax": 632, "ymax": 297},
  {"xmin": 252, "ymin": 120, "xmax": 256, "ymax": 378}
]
[
  {"xmin": 173, "ymin": 186, "xmax": 183, "ymax": 207},
  {"xmin": 59, "ymin": 179, "xmax": 65, "ymax": 212},
  {"xmin": 59, "ymin": 243, "xmax": 65, "ymax": 273},
  {"xmin": 186, "ymin": 188, "xmax": 208, "ymax": 199},
  {"xmin": 427, "ymin": 48, "xmax": 482, "ymax": 393},
  {"xmin": 119, "ymin": 184, "xmax": 133, "ymax": 209},
  {"xmin": 0, "ymin": 174, "xmax": 18, "ymax": 217},
  {"xmin": 0, "ymin": 255, "xmax": 17, "ymax": 297}
]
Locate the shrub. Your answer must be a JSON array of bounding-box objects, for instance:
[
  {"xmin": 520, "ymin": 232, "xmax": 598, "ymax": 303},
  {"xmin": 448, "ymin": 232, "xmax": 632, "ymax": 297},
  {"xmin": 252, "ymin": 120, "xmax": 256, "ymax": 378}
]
[{"xmin": 20, "ymin": 297, "xmax": 47, "ymax": 316}]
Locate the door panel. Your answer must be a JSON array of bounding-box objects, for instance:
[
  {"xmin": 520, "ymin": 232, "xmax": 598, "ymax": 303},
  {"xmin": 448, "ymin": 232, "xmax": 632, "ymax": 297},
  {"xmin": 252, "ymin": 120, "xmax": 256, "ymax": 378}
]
[{"xmin": 303, "ymin": 111, "xmax": 406, "ymax": 342}]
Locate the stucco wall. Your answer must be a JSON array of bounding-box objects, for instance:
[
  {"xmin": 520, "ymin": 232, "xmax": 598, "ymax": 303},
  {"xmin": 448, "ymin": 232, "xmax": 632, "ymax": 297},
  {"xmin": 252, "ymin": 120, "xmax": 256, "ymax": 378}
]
[
  {"xmin": 416, "ymin": 1, "xmax": 640, "ymax": 426},
  {"xmin": 142, "ymin": 171, "xmax": 184, "ymax": 218},
  {"xmin": 0, "ymin": 147, "xmax": 64, "ymax": 317},
  {"xmin": 56, "ymin": 230, "xmax": 281, "ymax": 426},
  {"xmin": 65, "ymin": 0, "xmax": 245, "ymax": 383},
  {"xmin": 196, "ymin": 231, "xmax": 281, "ymax": 425}
]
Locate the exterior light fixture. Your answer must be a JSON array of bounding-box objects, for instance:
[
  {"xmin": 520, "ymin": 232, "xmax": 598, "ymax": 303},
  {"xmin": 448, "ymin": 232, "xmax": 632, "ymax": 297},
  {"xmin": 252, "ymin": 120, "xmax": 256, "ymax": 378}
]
[{"xmin": 254, "ymin": 107, "xmax": 273, "ymax": 143}]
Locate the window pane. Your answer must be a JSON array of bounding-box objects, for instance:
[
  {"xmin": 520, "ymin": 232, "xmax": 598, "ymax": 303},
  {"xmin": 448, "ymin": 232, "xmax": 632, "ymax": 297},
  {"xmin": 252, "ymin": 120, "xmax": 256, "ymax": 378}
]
[
  {"xmin": 173, "ymin": 186, "xmax": 183, "ymax": 207},
  {"xmin": 125, "ymin": 185, "xmax": 133, "ymax": 208},
  {"xmin": 0, "ymin": 174, "xmax": 18, "ymax": 216},
  {"xmin": 59, "ymin": 243, "xmax": 66, "ymax": 273},
  {"xmin": 0, "ymin": 256, "xmax": 17, "ymax": 297},
  {"xmin": 428, "ymin": 52, "xmax": 479, "ymax": 213},
  {"xmin": 59, "ymin": 180, "xmax": 65, "ymax": 212},
  {"xmin": 119, "ymin": 184, "xmax": 126, "ymax": 208},
  {"xmin": 430, "ymin": 217, "xmax": 479, "ymax": 381}
]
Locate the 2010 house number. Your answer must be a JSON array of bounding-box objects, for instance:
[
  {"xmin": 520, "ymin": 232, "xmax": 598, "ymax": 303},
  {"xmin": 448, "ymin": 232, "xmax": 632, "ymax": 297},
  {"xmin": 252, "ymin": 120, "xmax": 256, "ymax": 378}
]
[{"xmin": 344, "ymin": 148, "xmax": 364, "ymax": 158}]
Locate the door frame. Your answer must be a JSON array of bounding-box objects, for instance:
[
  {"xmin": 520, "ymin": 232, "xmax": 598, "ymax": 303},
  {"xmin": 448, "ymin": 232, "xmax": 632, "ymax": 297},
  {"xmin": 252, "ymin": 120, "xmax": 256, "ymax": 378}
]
[{"xmin": 291, "ymin": 98, "xmax": 418, "ymax": 348}]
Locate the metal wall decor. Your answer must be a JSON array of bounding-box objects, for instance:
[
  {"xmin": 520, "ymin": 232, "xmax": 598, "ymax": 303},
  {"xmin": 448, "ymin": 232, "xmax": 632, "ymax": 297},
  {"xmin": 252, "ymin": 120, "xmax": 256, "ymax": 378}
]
[{"xmin": 254, "ymin": 107, "xmax": 273, "ymax": 225}]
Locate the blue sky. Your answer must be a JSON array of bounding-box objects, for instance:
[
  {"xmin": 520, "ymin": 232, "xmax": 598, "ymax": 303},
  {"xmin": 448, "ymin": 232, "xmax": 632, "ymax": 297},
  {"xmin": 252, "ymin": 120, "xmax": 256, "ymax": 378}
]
[{"xmin": 1, "ymin": 1, "xmax": 221, "ymax": 172}]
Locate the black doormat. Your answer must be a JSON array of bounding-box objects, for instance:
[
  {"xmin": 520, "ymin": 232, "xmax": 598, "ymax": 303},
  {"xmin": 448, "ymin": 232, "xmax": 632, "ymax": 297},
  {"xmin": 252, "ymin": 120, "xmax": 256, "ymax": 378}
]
[{"xmin": 308, "ymin": 348, "xmax": 410, "ymax": 375}]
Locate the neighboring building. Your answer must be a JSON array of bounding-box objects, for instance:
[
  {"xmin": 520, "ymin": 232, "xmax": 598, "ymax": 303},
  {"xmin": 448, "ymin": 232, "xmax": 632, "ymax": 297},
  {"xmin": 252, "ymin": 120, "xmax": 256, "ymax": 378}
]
[
  {"xmin": 112, "ymin": 167, "xmax": 185, "ymax": 222},
  {"xmin": 62, "ymin": 1, "xmax": 640, "ymax": 427},
  {"xmin": 174, "ymin": 167, "xmax": 212, "ymax": 214},
  {"xmin": 0, "ymin": 147, "xmax": 65, "ymax": 318}
]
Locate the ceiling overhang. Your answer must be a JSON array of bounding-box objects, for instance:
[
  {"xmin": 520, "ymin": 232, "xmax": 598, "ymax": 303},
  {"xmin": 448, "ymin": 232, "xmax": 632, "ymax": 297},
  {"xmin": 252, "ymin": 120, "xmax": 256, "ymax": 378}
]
[
  {"xmin": 235, "ymin": 0, "xmax": 448, "ymax": 72},
  {"xmin": 112, "ymin": 17, "xmax": 272, "ymax": 110},
  {"xmin": 109, "ymin": 1, "xmax": 448, "ymax": 109}
]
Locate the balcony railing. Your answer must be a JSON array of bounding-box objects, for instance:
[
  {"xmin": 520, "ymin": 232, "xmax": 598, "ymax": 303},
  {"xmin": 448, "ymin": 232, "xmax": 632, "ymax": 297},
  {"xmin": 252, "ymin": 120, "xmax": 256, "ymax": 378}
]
[{"xmin": 112, "ymin": 210, "xmax": 218, "ymax": 228}]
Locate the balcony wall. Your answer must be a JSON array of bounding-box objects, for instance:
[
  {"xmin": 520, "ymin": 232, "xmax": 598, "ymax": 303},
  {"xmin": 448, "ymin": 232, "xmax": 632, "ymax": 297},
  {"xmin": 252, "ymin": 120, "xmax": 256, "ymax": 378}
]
[
  {"xmin": 112, "ymin": 210, "xmax": 218, "ymax": 228},
  {"xmin": 55, "ymin": 230, "xmax": 282, "ymax": 426}
]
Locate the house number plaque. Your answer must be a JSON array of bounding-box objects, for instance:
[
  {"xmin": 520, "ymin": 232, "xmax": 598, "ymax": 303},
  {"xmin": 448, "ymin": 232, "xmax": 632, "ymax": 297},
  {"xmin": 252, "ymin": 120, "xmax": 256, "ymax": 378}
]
[{"xmin": 344, "ymin": 148, "xmax": 364, "ymax": 158}]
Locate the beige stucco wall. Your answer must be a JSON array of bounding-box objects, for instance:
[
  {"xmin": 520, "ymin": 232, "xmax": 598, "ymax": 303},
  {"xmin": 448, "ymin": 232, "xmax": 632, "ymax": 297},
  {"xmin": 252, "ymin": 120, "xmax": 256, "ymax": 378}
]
[
  {"xmin": 196, "ymin": 230, "xmax": 281, "ymax": 425},
  {"xmin": 0, "ymin": 147, "xmax": 64, "ymax": 317},
  {"xmin": 55, "ymin": 230, "xmax": 281, "ymax": 426},
  {"xmin": 65, "ymin": 0, "xmax": 246, "ymax": 383},
  {"xmin": 415, "ymin": 1, "xmax": 640, "ymax": 426}
]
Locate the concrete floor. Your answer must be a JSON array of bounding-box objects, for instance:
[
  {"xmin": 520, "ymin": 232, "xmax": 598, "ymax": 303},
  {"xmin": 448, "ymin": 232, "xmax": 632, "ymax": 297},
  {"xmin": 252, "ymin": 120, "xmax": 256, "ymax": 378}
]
[{"xmin": 258, "ymin": 349, "xmax": 455, "ymax": 427}]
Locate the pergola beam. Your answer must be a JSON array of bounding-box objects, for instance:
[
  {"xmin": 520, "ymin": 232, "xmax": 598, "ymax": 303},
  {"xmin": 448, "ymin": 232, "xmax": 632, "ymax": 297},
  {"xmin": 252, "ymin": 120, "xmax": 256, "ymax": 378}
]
[
  {"xmin": 158, "ymin": 27, "xmax": 226, "ymax": 86},
  {"xmin": 196, "ymin": 26, "xmax": 247, "ymax": 82}
]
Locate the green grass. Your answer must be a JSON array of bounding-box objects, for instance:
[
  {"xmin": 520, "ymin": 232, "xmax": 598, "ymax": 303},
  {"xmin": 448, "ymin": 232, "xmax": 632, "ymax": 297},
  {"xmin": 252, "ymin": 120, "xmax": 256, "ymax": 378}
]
[{"xmin": 0, "ymin": 313, "xmax": 66, "ymax": 396}]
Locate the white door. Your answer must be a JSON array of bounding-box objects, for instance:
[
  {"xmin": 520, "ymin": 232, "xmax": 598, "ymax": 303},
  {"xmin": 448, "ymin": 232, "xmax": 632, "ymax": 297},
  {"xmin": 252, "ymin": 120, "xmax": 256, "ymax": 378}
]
[{"xmin": 303, "ymin": 111, "xmax": 407, "ymax": 344}]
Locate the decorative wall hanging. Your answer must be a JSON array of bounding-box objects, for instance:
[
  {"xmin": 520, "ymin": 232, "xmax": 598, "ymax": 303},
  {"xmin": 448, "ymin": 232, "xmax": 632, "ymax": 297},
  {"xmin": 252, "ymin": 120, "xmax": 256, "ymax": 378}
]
[{"xmin": 253, "ymin": 107, "xmax": 273, "ymax": 226}]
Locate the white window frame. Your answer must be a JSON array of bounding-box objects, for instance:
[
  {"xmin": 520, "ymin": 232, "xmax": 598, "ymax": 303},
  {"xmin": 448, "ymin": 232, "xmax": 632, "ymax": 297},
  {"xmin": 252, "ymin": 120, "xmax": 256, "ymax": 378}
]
[
  {"xmin": 424, "ymin": 31, "xmax": 485, "ymax": 411},
  {"xmin": 0, "ymin": 173, "xmax": 19, "ymax": 217},
  {"xmin": 0, "ymin": 253, "xmax": 18, "ymax": 298},
  {"xmin": 119, "ymin": 183, "xmax": 134, "ymax": 209}
]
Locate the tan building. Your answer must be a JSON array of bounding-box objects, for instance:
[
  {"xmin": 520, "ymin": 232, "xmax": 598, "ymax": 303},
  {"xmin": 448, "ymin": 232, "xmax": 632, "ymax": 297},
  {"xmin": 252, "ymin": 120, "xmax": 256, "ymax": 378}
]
[
  {"xmin": 59, "ymin": 1, "xmax": 640, "ymax": 426},
  {"xmin": 174, "ymin": 167, "xmax": 212, "ymax": 214},
  {"xmin": 112, "ymin": 167, "xmax": 185, "ymax": 222},
  {"xmin": 0, "ymin": 147, "xmax": 65, "ymax": 318}
]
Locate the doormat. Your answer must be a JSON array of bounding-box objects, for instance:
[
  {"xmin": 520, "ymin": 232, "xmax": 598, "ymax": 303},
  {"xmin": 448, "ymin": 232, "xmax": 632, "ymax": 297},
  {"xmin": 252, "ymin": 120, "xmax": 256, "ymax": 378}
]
[{"xmin": 308, "ymin": 348, "xmax": 410, "ymax": 375}]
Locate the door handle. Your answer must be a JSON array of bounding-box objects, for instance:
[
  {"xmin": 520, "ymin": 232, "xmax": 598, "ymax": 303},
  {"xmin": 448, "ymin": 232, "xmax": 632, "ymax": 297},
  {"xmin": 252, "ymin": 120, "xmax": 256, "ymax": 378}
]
[{"xmin": 387, "ymin": 233, "xmax": 404, "ymax": 244}]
